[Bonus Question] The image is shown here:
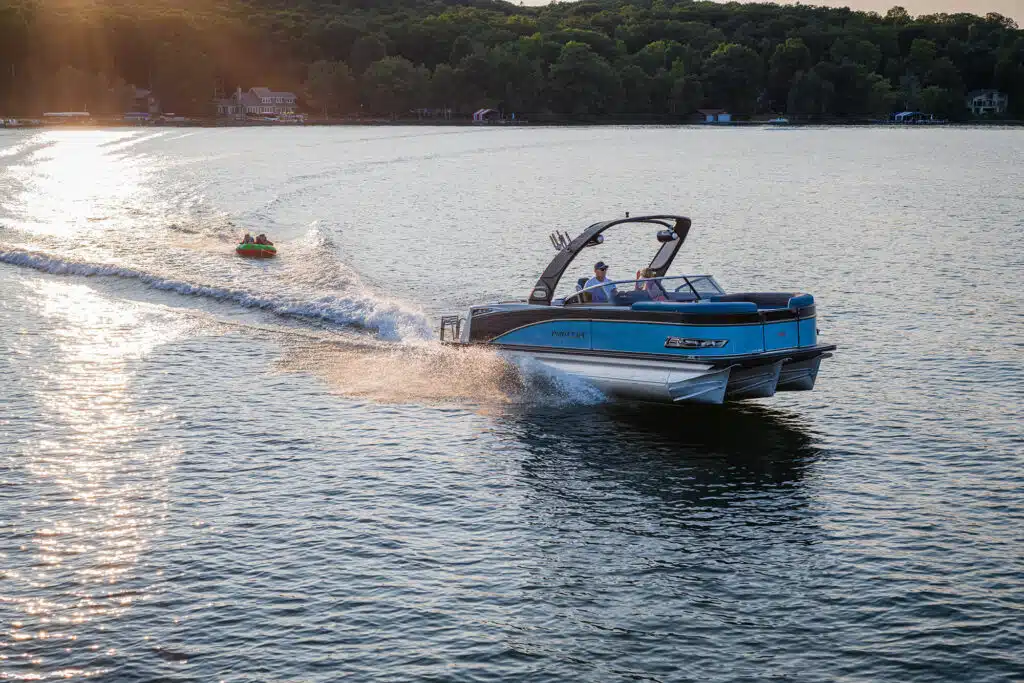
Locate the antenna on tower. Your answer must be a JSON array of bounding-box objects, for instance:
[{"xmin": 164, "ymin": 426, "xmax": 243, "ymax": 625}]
[{"xmin": 548, "ymin": 230, "xmax": 572, "ymax": 251}]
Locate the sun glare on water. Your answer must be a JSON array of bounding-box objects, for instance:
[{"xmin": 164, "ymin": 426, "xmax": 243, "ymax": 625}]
[
  {"xmin": 5, "ymin": 131, "xmax": 150, "ymax": 243},
  {"xmin": 3, "ymin": 278, "xmax": 183, "ymax": 678}
]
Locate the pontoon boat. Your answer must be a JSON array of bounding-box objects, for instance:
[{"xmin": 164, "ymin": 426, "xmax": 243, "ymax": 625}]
[{"xmin": 440, "ymin": 215, "xmax": 835, "ymax": 404}]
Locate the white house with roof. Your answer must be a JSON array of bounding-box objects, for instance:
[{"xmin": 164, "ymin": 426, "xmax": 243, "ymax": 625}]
[
  {"xmin": 966, "ymin": 90, "xmax": 1008, "ymax": 117},
  {"xmin": 216, "ymin": 87, "xmax": 298, "ymax": 117},
  {"xmin": 250, "ymin": 87, "xmax": 297, "ymax": 113}
]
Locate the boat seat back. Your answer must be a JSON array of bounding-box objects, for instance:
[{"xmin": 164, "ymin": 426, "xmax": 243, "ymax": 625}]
[
  {"xmin": 786, "ymin": 293, "xmax": 814, "ymax": 309},
  {"xmin": 711, "ymin": 292, "xmax": 814, "ymax": 310},
  {"xmin": 630, "ymin": 301, "xmax": 758, "ymax": 314}
]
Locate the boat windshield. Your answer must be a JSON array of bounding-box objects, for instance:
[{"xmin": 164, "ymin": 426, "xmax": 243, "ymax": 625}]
[{"xmin": 562, "ymin": 275, "xmax": 724, "ymax": 306}]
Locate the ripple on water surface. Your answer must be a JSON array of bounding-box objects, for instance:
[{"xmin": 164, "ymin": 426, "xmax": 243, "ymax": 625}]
[{"xmin": 1, "ymin": 127, "xmax": 1022, "ymax": 682}]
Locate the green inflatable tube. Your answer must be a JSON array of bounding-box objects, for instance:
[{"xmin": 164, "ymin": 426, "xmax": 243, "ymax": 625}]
[{"xmin": 236, "ymin": 243, "xmax": 277, "ymax": 259}]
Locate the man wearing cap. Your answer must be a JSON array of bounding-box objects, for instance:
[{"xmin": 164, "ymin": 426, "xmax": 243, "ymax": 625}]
[{"xmin": 584, "ymin": 261, "xmax": 618, "ymax": 303}]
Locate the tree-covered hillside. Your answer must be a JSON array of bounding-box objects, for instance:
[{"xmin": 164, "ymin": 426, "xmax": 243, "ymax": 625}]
[{"xmin": 0, "ymin": 0, "xmax": 1021, "ymax": 119}]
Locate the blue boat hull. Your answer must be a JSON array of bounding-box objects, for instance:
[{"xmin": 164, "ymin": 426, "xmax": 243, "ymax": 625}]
[{"xmin": 457, "ymin": 297, "xmax": 834, "ymax": 404}]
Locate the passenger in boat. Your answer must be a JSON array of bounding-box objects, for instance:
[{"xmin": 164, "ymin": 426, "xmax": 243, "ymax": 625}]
[
  {"xmin": 584, "ymin": 261, "xmax": 617, "ymax": 303},
  {"xmin": 635, "ymin": 268, "xmax": 668, "ymax": 301},
  {"xmin": 255, "ymin": 234, "xmax": 274, "ymax": 246},
  {"xmin": 241, "ymin": 233, "xmax": 254, "ymax": 244}
]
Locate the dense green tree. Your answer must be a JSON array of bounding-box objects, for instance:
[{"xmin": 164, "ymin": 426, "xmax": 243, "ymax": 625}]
[
  {"xmin": 429, "ymin": 63, "xmax": 459, "ymax": 109},
  {"xmin": 0, "ymin": 0, "xmax": 1019, "ymax": 121},
  {"xmin": 547, "ymin": 42, "xmax": 621, "ymax": 115},
  {"xmin": 549, "ymin": 28, "xmax": 619, "ymax": 60},
  {"xmin": 350, "ymin": 34, "xmax": 388, "ymax": 75},
  {"xmin": 898, "ymin": 73, "xmax": 923, "ymax": 110},
  {"xmin": 787, "ymin": 69, "xmax": 835, "ymax": 117},
  {"xmin": 702, "ymin": 43, "xmax": 763, "ymax": 114},
  {"xmin": 867, "ymin": 73, "xmax": 900, "ymax": 117},
  {"xmin": 768, "ymin": 38, "xmax": 812, "ymax": 110},
  {"xmin": 305, "ymin": 60, "xmax": 356, "ymax": 117},
  {"xmin": 151, "ymin": 44, "xmax": 218, "ymax": 116},
  {"xmin": 667, "ymin": 61, "xmax": 703, "ymax": 115},
  {"xmin": 449, "ymin": 35, "xmax": 476, "ymax": 64},
  {"xmin": 618, "ymin": 63, "xmax": 653, "ymax": 113},
  {"xmin": 886, "ymin": 6, "xmax": 913, "ymax": 25},
  {"xmin": 830, "ymin": 37, "xmax": 882, "ymax": 71},
  {"xmin": 361, "ymin": 56, "xmax": 429, "ymax": 115},
  {"xmin": 926, "ymin": 56, "xmax": 964, "ymax": 91},
  {"xmin": 310, "ymin": 21, "xmax": 362, "ymax": 63},
  {"xmin": 907, "ymin": 38, "xmax": 939, "ymax": 77},
  {"xmin": 810, "ymin": 61, "xmax": 885, "ymax": 116},
  {"xmin": 994, "ymin": 57, "xmax": 1024, "ymax": 117},
  {"xmin": 487, "ymin": 43, "xmax": 544, "ymax": 113},
  {"xmin": 633, "ymin": 40, "xmax": 684, "ymax": 76},
  {"xmin": 920, "ymin": 85, "xmax": 963, "ymax": 119}
]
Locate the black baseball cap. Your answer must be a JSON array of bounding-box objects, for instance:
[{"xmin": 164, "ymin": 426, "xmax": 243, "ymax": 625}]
[{"xmin": 595, "ymin": 261, "xmax": 609, "ymax": 270}]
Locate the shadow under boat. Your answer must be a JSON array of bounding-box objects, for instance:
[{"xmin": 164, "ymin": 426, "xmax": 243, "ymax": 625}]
[{"xmin": 498, "ymin": 401, "xmax": 825, "ymax": 509}]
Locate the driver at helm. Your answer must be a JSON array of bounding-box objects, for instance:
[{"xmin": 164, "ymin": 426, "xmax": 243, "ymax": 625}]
[{"xmin": 584, "ymin": 261, "xmax": 617, "ymax": 303}]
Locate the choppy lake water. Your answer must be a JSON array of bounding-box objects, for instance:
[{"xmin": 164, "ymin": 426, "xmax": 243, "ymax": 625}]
[{"xmin": 1, "ymin": 126, "xmax": 1022, "ymax": 681}]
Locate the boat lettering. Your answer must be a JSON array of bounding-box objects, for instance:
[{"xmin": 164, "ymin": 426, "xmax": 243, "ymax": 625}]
[
  {"xmin": 552, "ymin": 330, "xmax": 585, "ymax": 339},
  {"xmin": 665, "ymin": 337, "xmax": 728, "ymax": 349}
]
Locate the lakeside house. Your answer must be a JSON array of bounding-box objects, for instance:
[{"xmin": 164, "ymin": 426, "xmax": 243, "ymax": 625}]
[
  {"xmin": 966, "ymin": 90, "xmax": 1008, "ymax": 117},
  {"xmin": 216, "ymin": 87, "xmax": 298, "ymax": 118},
  {"xmin": 698, "ymin": 109, "xmax": 731, "ymax": 123},
  {"xmin": 472, "ymin": 108, "xmax": 501, "ymax": 122}
]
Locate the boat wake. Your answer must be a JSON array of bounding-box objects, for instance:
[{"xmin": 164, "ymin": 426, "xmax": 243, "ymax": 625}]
[
  {"xmin": 276, "ymin": 340, "xmax": 607, "ymax": 408},
  {"xmin": 0, "ymin": 220, "xmax": 605, "ymax": 408},
  {"xmin": 0, "ymin": 247, "xmax": 431, "ymax": 341}
]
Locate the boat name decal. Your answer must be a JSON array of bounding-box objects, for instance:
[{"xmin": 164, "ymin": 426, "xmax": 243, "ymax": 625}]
[
  {"xmin": 665, "ymin": 337, "xmax": 728, "ymax": 349},
  {"xmin": 552, "ymin": 330, "xmax": 586, "ymax": 339}
]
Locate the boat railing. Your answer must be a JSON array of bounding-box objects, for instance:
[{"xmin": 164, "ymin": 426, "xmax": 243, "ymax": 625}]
[{"xmin": 563, "ymin": 275, "xmax": 723, "ymax": 306}]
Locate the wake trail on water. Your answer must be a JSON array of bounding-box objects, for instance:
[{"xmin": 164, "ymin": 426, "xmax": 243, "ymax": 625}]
[
  {"xmin": 0, "ymin": 221, "xmax": 604, "ymax": 408},
  {"xmin": 0, "ymin": 247, "xmax": 432, "ymax": 341},
  {"xmin": 277, "ymin": 340, "xmax": 607, "ymax": 408}
]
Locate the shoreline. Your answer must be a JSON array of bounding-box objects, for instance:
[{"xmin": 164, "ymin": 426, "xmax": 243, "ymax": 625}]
[{"xmin": 3, "ymin": 117, "xmax": 1022, "ymax": 130}]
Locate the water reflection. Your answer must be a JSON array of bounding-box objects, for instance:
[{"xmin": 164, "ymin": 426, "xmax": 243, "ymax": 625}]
[
  {"xmin": 506, "ymin": 402, "xmax": 823, "ymax": 507},
  {"xmin": 492, "ymin": 403, "xmax": 832, "ymax": 678},
  {"xmin": 1, "ymin": 277, "xmax": 181, "ymax": 680},
  {"xmin": 3, "ymin": 131, "xmax": 148, "ymax": 241}
]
